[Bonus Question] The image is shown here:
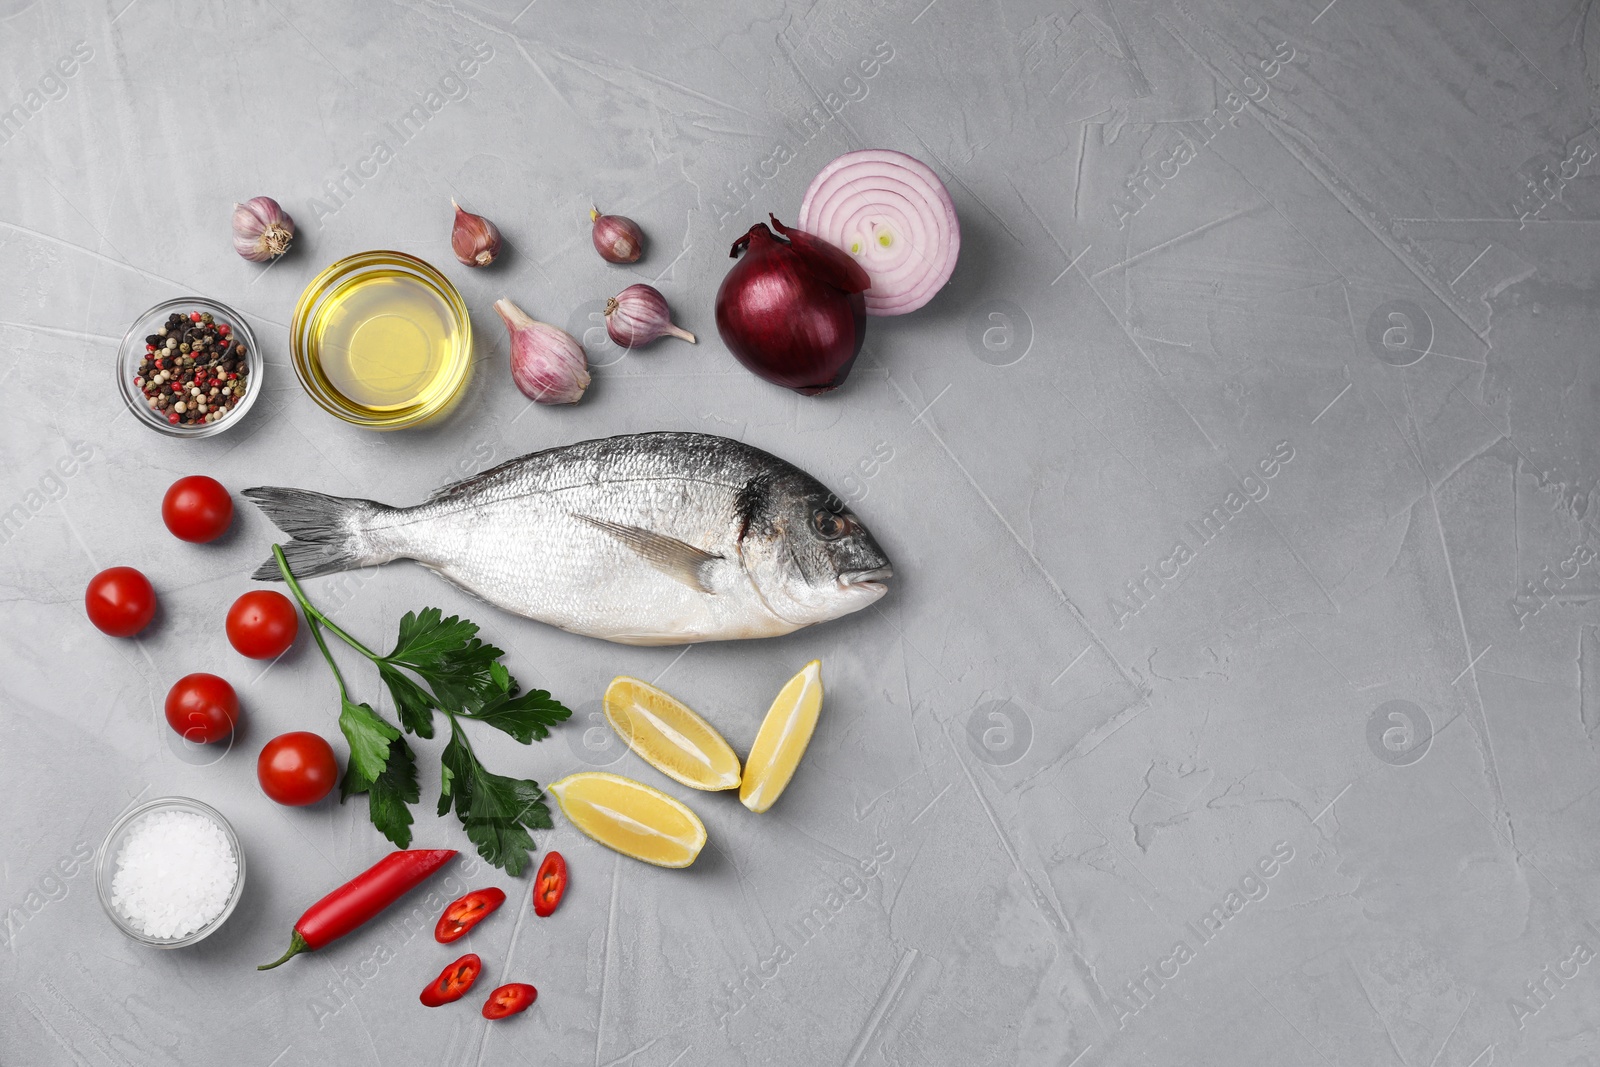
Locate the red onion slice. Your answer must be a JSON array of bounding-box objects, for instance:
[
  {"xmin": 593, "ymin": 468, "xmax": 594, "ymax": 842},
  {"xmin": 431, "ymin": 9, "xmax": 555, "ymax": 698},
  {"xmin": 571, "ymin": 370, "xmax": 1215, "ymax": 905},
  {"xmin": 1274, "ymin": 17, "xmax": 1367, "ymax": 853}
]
[{"xmin": 797, "ymin": 149, "xmax": 960, "ymax": 316}]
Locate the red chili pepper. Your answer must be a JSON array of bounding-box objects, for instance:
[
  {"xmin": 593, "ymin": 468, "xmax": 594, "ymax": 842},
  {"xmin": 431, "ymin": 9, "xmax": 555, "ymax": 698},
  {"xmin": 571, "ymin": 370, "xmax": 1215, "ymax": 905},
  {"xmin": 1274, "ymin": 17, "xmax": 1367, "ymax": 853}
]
[
  {"xmin": 435, "ymin": 887, "xmax": 507, "ymax": 944},
  {"xmin": 482, "ymin": 982, "xmax": 537, "ymax": 1019},
  {"xmin": 420, "ymin": 953, "xmax": 482, "ymax": 1007},
  {"xmin": 257, "ymin": 849, "xmax": 456, "ymax": 970},
  {"xmin": 533, "ymin": 851, "xmax": 567, "ymax": 917}
]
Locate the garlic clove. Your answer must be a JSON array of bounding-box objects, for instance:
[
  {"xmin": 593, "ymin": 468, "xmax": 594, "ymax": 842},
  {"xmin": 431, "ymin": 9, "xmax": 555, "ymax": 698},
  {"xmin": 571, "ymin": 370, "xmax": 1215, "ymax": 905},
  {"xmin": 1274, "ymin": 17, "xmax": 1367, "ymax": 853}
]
[
  {"xmin": 590, "ymin": 207, "xmax": 645, "ymax": 264},
  {"xmin": 604, "ymin": 284, "xmax": 695, "ymax": 349},
  {"xmin": 452, "ymin": 200, "xmax": 503, "ymax": 267},
  {"xmin": 495, "ymin": 297, "xmax": 590, "ymax": 405},
  {"xmin": 232, "ymin": 196, "xmax": 294, "ymax": 262}
]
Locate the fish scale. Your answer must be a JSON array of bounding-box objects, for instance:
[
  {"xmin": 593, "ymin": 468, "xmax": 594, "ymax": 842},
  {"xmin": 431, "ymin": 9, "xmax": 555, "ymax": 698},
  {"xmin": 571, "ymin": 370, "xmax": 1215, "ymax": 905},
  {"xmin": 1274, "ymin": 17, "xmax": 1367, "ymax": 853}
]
[{"xmin": 246, "ymin": 432, "xmax": 892, "ymax": 646}]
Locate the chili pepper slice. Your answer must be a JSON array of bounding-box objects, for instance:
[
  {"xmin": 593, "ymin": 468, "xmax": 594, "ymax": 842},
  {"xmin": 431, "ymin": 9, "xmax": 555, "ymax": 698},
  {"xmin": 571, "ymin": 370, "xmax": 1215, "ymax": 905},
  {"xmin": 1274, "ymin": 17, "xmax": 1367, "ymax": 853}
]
[
  {"xmin": 482, "ymin": 982, "xmax": 538, "ymax": 1019},
  {"xmin": 258, "ymin": 849, "xmax": 457, "ymax": 970},
  {"xmin": 533, "ymin": 851, "xmax": 568, "ymax": 917},
  {"xmin": 420, "ymin": 953, "xmax": 483, "ymax": 1007},
  {"xmin": 435, "ymin": 888, "xmax": 507, "ymax": 944}
]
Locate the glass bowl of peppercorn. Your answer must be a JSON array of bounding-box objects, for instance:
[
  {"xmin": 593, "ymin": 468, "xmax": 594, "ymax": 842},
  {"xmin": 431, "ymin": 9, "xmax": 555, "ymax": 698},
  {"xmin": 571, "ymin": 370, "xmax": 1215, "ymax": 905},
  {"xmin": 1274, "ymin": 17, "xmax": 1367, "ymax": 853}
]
[{"xmin": 116, "ymin": 297, "xmax": 261, "ymax": 437}]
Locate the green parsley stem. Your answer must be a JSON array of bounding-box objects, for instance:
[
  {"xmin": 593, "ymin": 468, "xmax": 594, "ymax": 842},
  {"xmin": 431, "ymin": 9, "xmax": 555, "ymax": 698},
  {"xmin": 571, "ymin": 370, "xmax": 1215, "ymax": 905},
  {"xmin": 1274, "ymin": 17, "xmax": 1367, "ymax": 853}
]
[
  {"xmin": 306, "ymin": 616, "xmax": 350, "ymax": 700},
  {"xmin": 271, "ymin": 548, "xmax": 356, "ymax": 702},
  {"xmin": 271, "ymin": 544, "xmax": 383, "ymax": 661},
  {"xmin": 446, "ymin": 711, "xmax": 469, "ymax": 748}
]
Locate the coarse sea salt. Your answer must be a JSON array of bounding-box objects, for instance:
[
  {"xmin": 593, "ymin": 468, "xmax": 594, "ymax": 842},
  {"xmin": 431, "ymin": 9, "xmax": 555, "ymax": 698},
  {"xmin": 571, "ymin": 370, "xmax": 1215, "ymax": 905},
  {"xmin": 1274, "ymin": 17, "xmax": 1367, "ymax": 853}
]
[{"xmin": 111, "ymin": 809, "xmax": 238, "ymax": 939}]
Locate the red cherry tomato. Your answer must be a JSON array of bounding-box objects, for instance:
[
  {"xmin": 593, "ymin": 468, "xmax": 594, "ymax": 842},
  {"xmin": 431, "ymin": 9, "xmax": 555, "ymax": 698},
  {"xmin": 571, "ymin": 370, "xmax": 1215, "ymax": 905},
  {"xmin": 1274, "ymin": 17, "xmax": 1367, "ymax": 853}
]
[
  {"xmin": 85, "ymin": 567, "xmax": 157, "ymax": 637},
  {"xmin": 256, "ymin": 732, "xmax": 338, "ymax": 806},
  {"xmin": 420, "ymin": 953, "xmax": 482, "ymax": 1007},
  {"xmin": 164, "ymin": 673, "xmax": 239, "ymax": 744},
  {"xmin": 161, "ymin": 475, "xmax": 233, "ymax": 543},
  {"xmin": 435, "ymin": 888, "xmax": 507, "ymax": 944},
  {"xmin": 533, "ymin": 851, "xmax": 567, "ymax": 917},
  {"xmin": 481, "ymin": 982, "xmax": 537, "ymax": 1020},
  {"xmin": 226, "ymin": 590, "xmax": 299, "ymax": 659}
]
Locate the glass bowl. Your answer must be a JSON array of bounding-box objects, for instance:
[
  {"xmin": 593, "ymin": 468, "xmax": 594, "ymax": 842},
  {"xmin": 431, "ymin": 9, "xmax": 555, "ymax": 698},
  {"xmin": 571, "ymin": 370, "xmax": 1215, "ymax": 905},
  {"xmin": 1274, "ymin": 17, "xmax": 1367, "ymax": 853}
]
[
  {"xmin": 290, "ymin": 250, "xmax": 473, "ymax": 430},
  {"xmin": 116, "ymin": 297, "xmax": 263, "ymax": 438},
  {"xmin": 96, "ymin": 796, "xmax": 246, "ymax": 948}
]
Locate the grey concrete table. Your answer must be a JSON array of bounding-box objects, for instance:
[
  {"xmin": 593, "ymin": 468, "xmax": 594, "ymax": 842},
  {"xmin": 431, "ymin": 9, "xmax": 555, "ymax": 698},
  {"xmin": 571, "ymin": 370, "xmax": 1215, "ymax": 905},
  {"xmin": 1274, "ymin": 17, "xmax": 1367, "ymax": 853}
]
[{"xmin": 2, "ymin": 0, "xmax": 1596, "ymax": 1063}]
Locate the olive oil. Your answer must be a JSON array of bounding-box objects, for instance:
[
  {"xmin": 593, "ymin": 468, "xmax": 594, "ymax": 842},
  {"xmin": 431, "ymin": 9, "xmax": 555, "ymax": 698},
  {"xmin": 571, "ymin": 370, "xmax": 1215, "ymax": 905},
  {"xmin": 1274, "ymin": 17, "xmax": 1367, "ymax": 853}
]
[
  {"xmin": 291, "ymin": 251, "xmax": 472, "ymax": 429},
  {"xmin": 309, "ymin": 269, "xmax": 465, "ymax": 416}
]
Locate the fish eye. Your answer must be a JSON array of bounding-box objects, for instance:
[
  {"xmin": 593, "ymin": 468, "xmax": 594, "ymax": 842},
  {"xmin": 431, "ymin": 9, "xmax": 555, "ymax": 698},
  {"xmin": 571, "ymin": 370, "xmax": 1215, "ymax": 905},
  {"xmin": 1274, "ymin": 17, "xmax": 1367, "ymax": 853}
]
[{"xmin": 813, "ymin": 509, "xmax": 848, "ymax": 539}]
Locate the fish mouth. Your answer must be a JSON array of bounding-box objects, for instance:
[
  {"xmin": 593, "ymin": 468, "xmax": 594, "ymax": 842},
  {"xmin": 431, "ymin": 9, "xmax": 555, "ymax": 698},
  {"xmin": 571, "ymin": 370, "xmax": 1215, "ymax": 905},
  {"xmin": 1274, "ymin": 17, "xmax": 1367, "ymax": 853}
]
[{"xmin": 840, "ymin": 565, "xmax": 894, "ymax": 590}]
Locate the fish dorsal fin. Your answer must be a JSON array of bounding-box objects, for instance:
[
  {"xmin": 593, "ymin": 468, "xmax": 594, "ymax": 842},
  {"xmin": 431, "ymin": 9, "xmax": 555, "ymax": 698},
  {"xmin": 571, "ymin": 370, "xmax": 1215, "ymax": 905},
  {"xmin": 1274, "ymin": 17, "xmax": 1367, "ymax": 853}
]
[
  {"xmin": 574, "ymin": 515, "xmax": 721, "ymax": 594},
  {"xmin": 424, "ymin": 457, "xmax": 524, "ymax": 504}
]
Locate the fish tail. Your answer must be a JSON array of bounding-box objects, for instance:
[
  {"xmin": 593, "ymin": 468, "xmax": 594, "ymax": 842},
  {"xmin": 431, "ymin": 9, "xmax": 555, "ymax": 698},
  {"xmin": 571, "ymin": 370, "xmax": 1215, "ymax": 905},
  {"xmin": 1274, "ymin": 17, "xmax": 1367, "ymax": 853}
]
[{"xmin": 243, "ymin": 486, "xmax": 396, "ymax": 581}]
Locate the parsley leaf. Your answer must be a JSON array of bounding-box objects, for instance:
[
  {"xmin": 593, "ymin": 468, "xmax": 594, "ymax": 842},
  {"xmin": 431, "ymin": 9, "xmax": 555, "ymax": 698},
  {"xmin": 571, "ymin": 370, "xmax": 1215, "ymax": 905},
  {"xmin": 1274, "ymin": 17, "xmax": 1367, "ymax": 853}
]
[
  {"xmin": 438, "ymin": 720, "xmax": 552, "ymax": 876},
  {"xmin": 373, "ymin": 609, "xmax": 556, "ymax": 743},
  {"xmin": 384, "ymin": 608, "xmax": 505, "ymax": 713},
  {"xmin": 390, "ymin": 607, "xmax": 490, "ymax": 666},
  {"xmin": 460, "ymin": 685, "xmax": 572, "ymax": 743},
  {"xmin": 336, "ymin": 700, "xmax": 417, "ymax": 848},
  {"xmin": 365, "ymin": 737, "xmax": 419, "ymax": 849},
  {"xmin": 376, "ymin": 662, "xmax": 439, "ymax": 739},
  {"xmin": 339, "ymin": 698, "xmax": 400, "ymax": 786},
  {"xmin": 465, "ymin": 773, "xmax": 550, "ymax": 878},
  {"xmin": 438, "ymin": 725, "xmax": 471, "ymax": 818}
]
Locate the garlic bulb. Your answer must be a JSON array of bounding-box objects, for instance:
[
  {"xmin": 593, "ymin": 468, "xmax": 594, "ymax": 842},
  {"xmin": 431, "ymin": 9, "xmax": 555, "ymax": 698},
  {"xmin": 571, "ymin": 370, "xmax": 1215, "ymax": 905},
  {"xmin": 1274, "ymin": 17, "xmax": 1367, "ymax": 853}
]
[
  {"xmin": 451, "ymin": 200, "xmax": 502, "ymax": 267},
  {"xmin": 605, "ymin": 284, "xmax": 695, "ymax": 348},
  {"xmin": 590, "ymin": 207, "xmax": 644, "ymax": 264},
  {"xmin": 232, "ymin": 197, "xmax": 294, "ymax": 261},
  {"xmin": 494, "ymin": 298, "xmax": 590, "ymax": 404}
]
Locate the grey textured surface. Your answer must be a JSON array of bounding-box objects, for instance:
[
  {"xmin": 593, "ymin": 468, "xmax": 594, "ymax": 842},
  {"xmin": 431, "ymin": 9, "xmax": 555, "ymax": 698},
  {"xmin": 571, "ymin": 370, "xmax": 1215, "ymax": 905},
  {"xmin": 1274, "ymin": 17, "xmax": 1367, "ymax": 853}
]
[{"xmin": 1, "ymin": 0, "xmax": 1596, "ymax": 1064}]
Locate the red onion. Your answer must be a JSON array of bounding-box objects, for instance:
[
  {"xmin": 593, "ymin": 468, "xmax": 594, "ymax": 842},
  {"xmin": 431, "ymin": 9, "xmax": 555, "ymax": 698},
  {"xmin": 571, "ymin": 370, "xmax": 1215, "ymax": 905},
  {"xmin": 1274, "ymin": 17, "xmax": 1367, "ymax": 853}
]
[
  {"xmin": 714, "ymin": 215, "xmax": 870, "ymax": 395},
  {"xmin": 797, "ymin": 150, "xmax": 960, "ymax": 316}
]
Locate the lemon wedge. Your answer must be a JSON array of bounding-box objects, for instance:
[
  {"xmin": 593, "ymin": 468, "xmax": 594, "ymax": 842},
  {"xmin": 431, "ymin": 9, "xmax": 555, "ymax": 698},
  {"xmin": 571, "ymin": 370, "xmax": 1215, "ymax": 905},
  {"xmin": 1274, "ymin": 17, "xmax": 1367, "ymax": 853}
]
[
  {"xmin": 603, "ymin": 676, "xmax": 742, "ymax": 791},
  {"xmin": 739, "ymin": 660, "xmax": 824, "ymax": 814},
  {"xmin": 548, "ymin": 772, "xmax": 707, "ymax": 868}
]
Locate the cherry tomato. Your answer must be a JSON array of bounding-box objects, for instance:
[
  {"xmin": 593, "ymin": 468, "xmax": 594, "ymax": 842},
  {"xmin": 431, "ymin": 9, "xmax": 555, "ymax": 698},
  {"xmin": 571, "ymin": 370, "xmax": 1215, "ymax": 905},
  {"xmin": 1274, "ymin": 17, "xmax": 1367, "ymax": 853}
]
[
  {"xmin": 533, "ymin": 851, "xmax": 567, "ymax": 917},
  {"xmin": 435, "ymin": 888, "xmax": 507, "ymax": 944},
  {"xmin": 420, "ymin": 953, "xmax": 482, "ymax": 1007},
  {"xmin": 257, "ymin": 732, "xmax": 338, "ymax": 806},
  {"xmin": 481, "ymin": 983, "xmax": 537, "ymax": 1020},
  {"xmin": 161, "ymin": 475, "xmax": 233, "ymax": 543},
  {"xmin": 226, "ymin": 590, "xmax": 299, "ymax": 659},
  {"xmin": 85, "ymin": 567, "xmax": 157, "ymax": 637},
  {"xmin": 164, "ymin": 673, "xmax": 239, "ymax": 744}
]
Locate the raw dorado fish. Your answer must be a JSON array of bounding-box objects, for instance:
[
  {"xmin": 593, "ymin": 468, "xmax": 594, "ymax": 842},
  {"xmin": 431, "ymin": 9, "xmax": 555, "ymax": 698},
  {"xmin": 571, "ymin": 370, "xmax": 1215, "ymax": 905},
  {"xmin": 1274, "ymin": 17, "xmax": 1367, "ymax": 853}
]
[{"xmin": 246, "ymin": 432, "xmax": 892, "ymax": 645}]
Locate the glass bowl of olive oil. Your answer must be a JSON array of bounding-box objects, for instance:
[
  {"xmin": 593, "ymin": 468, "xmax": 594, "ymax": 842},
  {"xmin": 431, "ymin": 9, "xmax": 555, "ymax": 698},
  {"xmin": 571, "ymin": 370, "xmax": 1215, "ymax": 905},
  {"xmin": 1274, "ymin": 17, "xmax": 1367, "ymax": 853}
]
[{"xmin": 290, "ymin": 251, "xmax": 472, "ymax": 429}]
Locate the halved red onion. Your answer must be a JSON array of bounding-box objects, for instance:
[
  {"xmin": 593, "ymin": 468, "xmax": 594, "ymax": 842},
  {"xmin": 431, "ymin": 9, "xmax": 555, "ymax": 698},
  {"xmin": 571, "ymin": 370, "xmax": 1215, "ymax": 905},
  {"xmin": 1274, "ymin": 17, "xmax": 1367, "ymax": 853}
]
[{"xmin": 797, "ymin": 149, "xmax": 960, "ymax": 316}]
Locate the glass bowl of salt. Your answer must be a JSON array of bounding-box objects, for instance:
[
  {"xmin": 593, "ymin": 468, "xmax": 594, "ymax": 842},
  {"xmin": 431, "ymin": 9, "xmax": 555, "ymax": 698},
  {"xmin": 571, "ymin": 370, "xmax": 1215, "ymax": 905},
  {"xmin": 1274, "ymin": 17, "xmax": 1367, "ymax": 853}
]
[{"xmin": 96, "ymin": 796, "xmax": 246, "ymax": 948}]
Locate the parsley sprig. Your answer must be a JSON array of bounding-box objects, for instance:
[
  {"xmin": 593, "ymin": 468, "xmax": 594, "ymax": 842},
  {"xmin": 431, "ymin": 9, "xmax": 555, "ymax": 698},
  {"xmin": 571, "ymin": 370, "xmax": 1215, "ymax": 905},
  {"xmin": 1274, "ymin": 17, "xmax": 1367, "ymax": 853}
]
[{"xmin": 273, "ymin": 545, "xmax": 570, "ymax": 875}]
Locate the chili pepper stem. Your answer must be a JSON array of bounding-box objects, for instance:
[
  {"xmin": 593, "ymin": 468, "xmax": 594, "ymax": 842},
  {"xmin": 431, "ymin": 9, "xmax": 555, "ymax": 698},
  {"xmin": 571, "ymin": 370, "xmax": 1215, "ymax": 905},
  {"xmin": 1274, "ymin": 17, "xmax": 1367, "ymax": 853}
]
[{"xmin": 257, "ymin": 929, "xmax": 311, "ymax": 971}]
